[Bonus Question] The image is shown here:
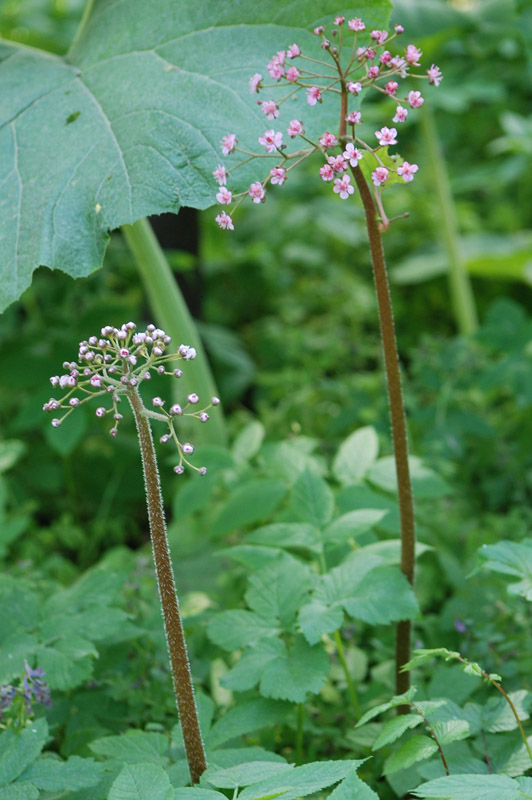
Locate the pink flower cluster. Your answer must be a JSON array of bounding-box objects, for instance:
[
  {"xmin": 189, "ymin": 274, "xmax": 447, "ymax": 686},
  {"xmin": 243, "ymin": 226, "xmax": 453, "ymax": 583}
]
[
  {"xmin": 213, "ymin": 12, "xmax": 442, "ymax": 228},
  {"xmin": 44, "ymin": 323, "xmax": 219, "ymax": 476}
]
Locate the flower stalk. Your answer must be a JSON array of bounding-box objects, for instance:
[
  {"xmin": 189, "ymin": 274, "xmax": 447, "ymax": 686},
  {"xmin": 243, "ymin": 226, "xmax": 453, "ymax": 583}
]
[{"xmin": 127, "ymin": 386, "xmax": 207, "ymax": 783}]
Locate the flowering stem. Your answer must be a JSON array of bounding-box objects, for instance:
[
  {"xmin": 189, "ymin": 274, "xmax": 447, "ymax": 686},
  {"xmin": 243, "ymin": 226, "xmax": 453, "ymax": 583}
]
[
  {"xmin": 349, "ymin": 160, "xmax": 416, "ymax": 700},
  {"xmin": 126, "ymin": 385, "xmax": 207, "ymax": 783},
  {"xmin": 419, "ymin": 106, "xmax": 478, "ymax": 335},
  {"xmin": 122, "ymin": 218, "xmax": 227, "ymax": 445}
]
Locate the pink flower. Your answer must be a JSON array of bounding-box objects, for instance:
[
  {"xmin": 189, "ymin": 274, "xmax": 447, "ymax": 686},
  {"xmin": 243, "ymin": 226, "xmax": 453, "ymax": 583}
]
[
  {"xmin": 397, "ymin": 161, "xmax": 419, "ymax": 182},
  {"xmin": 221, "ymin": 134, "xmax": 237, "ymax": 155},
  {"xmin": 346, "ymin": 111, "xmax": 362, "ymax": 124},
  {"xmin": 215, "ymin": 211, "xmax": 234, "ymax": 230},
  {"xmin": 287, "ymin": 119, "xmax": 304, "ymax": 138},
  {"xmin": 395, "ymin": 23, "xmax": 405, "ymax": 34},
  {"xmin": 307, "ymin": 86, "xmax": 322, "ymax": 106},
  {"xmin": 249, "ymin": 73, "xmax": 262, "ymax": 93},
  {"xmin": 258, "ymin": 129, "xmax": 283, "ymax": 152},
  {"xmin": 427, "ymin": 64, "xmax": 443, "ymax": 86},
  {"xmin": 212, "ymin": 165, "xmax": 227, "ymax": 185},
  {"xmin": 286, "ymin": 66, "xmax": 300, "ymax": 81},
  {"xmin": 348, "ymin": 18, "xmax": 365, "ymax": 31},
  {"xmin": 267, "ymin": 51, "xmax": 285, "ymax": 80},
  {"xmin": 372, "ymin": 167, "xmax": 389, "ymax": 186},
  {"xmin": 261, "ymin": 99, "xmax": 279, "ymax": 120},
  {"xmin": 385, "ymin": 81, "xmax": 398, "ymax": 96},
  {"xmin": 333, "ymin": 174, "xmax": 355, "ymax": 199},
  {"xmin": 96, "ymin": 407, "xmax": 106, "ymax": 417},
  {"xmin": 380, "ymin": 50, "xmax": 392, "ymax": 65},
  {"xmin": 328, "ymin": 154, "xmax": 347, "ymax": 173},
  {"xmin": 314, "ymin": 25, "xmax": 325, "ymax": 35},
  {"xmin": 216, "ymin": 187, "xmax": 232, "ymax": 205},
  {"xmin": 319, "ymin": 131, "xmax": 339, "ymax": 149},
  {"xmin": 390, "ymin": 55, "xmax": 408, "ymax": 77},
  {"xmin": 319, "ymin": 164, "xmax": 335, "ymax": 182},
  {"xmin": 407, "ymin": 90, "xmax": 424, "ymax": 108},
  {"xmin": 249, "ymin": 181, "xmax": 266, "ymax": 203},
  {"xmin": 287, "ymin": 43, "xmax": 301, "ymax": 58},
  {"xmin": 370, "ymin": 29, "xmax": 388, "ymax": 45},
  {"xmin": 334, "ymin": 15, "xmax": 345, "ymax": 25},
  {"xmin": 90, "ymin": 375, "xmax": 102, "ymax": 387},
  {"xmin": 343, "ymin": 143, "xmax": 363, "ymax": 167},
  {"xmin": 347, "ymin": 81, "xmax": 362, "ymax": 95},
  {"xmin": 393, "ymin": 105, "xmax": 408, "ymax": 123},
  {"xmin": 270, "ymin": 167, "xmax": 287, "ymax": 185},
  {"xmin": 375, "ymin": 126, "xmax": 398, "ymax": 146},
  {"xmin": 368, "ymin": 65, "xmax": 380, "ymax": 79},
  {"xmin": 405, "ymin": 44, "xmax": 422, "ymax": 65}
]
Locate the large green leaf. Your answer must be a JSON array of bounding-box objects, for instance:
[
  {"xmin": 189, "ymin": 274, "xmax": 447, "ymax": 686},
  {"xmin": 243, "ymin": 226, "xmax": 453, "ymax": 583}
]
[
  {"xmin": 0, "ymin": 0, "xmax": 392, "ymax": 310},
  {"xmin": 0, "ymin": 719, "xmax": 47, "ymax": 787},
  {"xmin": 412, "ymin": 773, "xmax": 532, "ymax": 800},
  {"xmin": 478, "ymin": 539, "xmax": 532, "ymax": 601}
]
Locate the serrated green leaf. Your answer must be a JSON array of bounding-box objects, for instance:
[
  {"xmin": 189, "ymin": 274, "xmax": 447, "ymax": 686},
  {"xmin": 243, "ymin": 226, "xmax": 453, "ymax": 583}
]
[
  {"xmin": 18, "ymin": 755, "xmax": 104, "ymax": 791},
  {"xmin": 0, "ymin": 718, "xmax": 47, "ymax": 786},
  {"xmin": 429, "ymin": 720, "xmax": 470, "ymax": 745},
  {"xmin": 323, "ymin": 509, "xmax": 388, "ymax": 544},
  {"xmin": 291, "ymin": 469, "xmax": 334, "ymax": 528},
  {"xmin": 383, "ymin": 735, "xmax": 438, "ymax": 775},
  {"xmin": 175, "ymin": 791, "xmax": 227, "ymax": 800},
  {"xmin": 207, "ymin": 609, "xmax": 279, "ymax": 651},
  {"xmin": 245, "ymin": 523, "xmax": 322, "ymax": 554},
  {"xmin": 203, "ymin": 761, "xmax": 293, "ymax": 789},
  {"xmin": 108, "ymin": 762, "xmax": 174, "ymax": 800},
  {"xmin": 478, "ymin": 539, "xmax": 532, "ymax": 601},
  {"xmin": 207, "ymin": 699, "xmax": 292, "ymax": 749},
  {"xmin": 211, "ymin": 479, "xmax": 287, "ymax": 537},
  {"xmin": 239, "ymin": 760, "xmax": 363, "ymax": 800},
  {"xmin": 482, "ymin": 691, "xmax": 531, "ymax": 733},
  {"xmin": 341, "ymin": 565, "xmax": 419, "ymax": 625},
  {"xmin": 259, "ymin": 636, "xmax": 329, "ymax": 703},
  {"xmin": 217, "ymin": 545, "xmax": 282, "ymax": 570},
  {"xmin": 356, "ymin": 688, "xmax": 417, "ymax": 726},
  {"xmin": 332, "ymin": 427, "xmax": 379, "ymax": 485},
  {"xmin": 221, "ymin": 638, "xmax": 285, "ymax": 693},
  {"xmin": 245, "ymin": 554, "xmax": 312, "ymax": 630},
  {"xmin": 402, "ymin": 649, "xmax": 460, "ymax": 671},
  {"xmin": 367, "ymin": 456, "xmax": 450, "ymax": 499},
  {"xmin": 372, "ymin": 714, "xmax": 422, "ymax": 750},
  {"xmin": 298, "ymin": 599, "xmax": 344, "ymax": 645},
  {"xmin": 89, "ymin": 731, "xmax": 170, "ymax": 764},
  {"xmin": 412, "ymin": 773, "xmax": 524, "ymax": 800},
  {"xmin": 327, "ymin": 766, "xmax": 379, "ymax": 800},
  {"xmin": 0, "ymin": 632, "xmax": 38, "ymax": 684}
]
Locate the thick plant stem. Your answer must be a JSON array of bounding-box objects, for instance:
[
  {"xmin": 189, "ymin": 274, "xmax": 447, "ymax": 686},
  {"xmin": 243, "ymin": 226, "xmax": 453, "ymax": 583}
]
[
  {"xmin": 127, "ymin": 386, "xmax": 207, "ymax": 784},
  {"xmin": 350, "ymin": 163, "xmax": 416, "ymax": 698},
  {"xmin": 122, "ymin": 217, "xmax": 227, "ymax": 445},
  {"xmin": 420, "ymin": 106, "xmax": 478, "ymax": 336}
]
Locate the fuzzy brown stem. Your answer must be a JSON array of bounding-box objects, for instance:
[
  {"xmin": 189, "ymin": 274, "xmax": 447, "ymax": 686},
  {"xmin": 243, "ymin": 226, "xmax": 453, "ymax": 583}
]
[
  {"xmin": 127, "ymin": 387, "xmax": 207, "ymax": 783},
  {"xmin": 349, "ymin": 162, "xmax": 416, "ymax": 699}
]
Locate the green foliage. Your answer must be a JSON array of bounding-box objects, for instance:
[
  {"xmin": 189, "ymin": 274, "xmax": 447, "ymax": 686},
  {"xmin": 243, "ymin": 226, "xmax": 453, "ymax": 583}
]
[{"xmin": 478, "ymin": 540, "xmax": 532, "ymax": 601}]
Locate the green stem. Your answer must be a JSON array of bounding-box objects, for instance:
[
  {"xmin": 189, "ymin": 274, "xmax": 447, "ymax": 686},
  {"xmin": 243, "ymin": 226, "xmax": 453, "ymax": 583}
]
[
  {"xmin": 126, "ymin": 386, "xmax": 207, "ymax": 784},
  {"xmin": 420, "ymin": 105, "xmax": 478, "ymax": 336},
  {"xmin": 295, "ymin": 703, "xmax": 305, "ymax": 765},
  {"xmin": 122, "ymin": 217, "xmax": 226, "ymax": 445},
  {"xmin": 349, "ymin": 162, "xmax": 416, "ymax": 700},
  {"xmin": 334, "ymin": 630, "xmax": 361, "ymax": 720}
]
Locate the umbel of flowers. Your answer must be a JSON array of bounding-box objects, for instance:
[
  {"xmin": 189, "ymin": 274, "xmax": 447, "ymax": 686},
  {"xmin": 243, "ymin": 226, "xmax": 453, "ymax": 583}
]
[
  {"xmin": 43, "ymin": 322, "xmax": 220, "ymax": 476},
  {"xmin": 214, "ymin": 14, "xmax": 441, "ymax": 231}
]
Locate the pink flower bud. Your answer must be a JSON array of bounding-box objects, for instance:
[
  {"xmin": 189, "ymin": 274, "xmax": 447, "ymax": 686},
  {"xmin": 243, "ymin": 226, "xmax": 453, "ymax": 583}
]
[
  {"xmin": 174, "ymin": 465, "xmax": 185, "ymax": 474},
  {"xmin": 173, "ymin": 369, "xmax": 183, "ymax": 378},
  {"xmin": 211, "ymin": 396, "xmax": 221, "ymax": 406},
  {"xmin": 199, "ymin": 467, "xmax": 207, "ymax": 476},
  {"xmin": 153, "ymin": 397, "xmax": 164, "ymax": 407},
  {"xmin": 182, "ymin": 443, "xmax": 194, "ymax": 455},
  {"xmin": 170, "ymin": 404, "xmax": 183, "ymax": 415},
  {"xmin": 96, "ymin": 407, "xmax": 106, "ymax": 417},
  {"xmin": 51, "ymin": 418, "xmax": 62, "ymax": 427},
  {"xmin": 187, "ymin": 393, "xmax": 199, "ymax": 404},
  {"xmin": 90, "ymin": 375, "xmax": 102, "ymax": 387},
  {"xmin": 200, "ymin": 412, "xmax": 209, "ymax": 423},
  {"xmin": 160, "ymin": 434, "xmax": 171, "ymax": 443}
]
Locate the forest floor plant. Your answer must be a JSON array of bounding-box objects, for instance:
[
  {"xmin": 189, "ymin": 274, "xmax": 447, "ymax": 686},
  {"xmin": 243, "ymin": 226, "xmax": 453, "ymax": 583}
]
[
  {"xmin": 43, "ymin": 322, "xmax": 220, "ymax": 783},
  {"xmin": 212, "ymin": 12, "xmax": 442, "ymax": 696}
]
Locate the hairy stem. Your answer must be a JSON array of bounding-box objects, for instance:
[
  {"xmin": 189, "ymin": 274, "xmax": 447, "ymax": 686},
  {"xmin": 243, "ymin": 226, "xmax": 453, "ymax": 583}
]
[
  {"xmin": 412, "ymin": 703, "xmax": 449, "ymax": 775},
  {"xmin": 122, "ymin": 217, "xmax": 227, "ymax": 445},
  {"xmin": 127, "ymin": 386, "xmax": 207, "ymax": 784},
  {"xmin": 349, "ymin": 160, "xmax": 416, "ymax": 698}
]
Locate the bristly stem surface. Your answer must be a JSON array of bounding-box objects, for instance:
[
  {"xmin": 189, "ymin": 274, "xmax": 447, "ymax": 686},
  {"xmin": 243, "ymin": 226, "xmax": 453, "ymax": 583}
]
[
  {"xmin": 127, "ymin": 386, "xmax": 207, "ymax": 783},
  {"xmin": 339, "ymin": 97, "xmax": 416, "ymax": 700}
]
